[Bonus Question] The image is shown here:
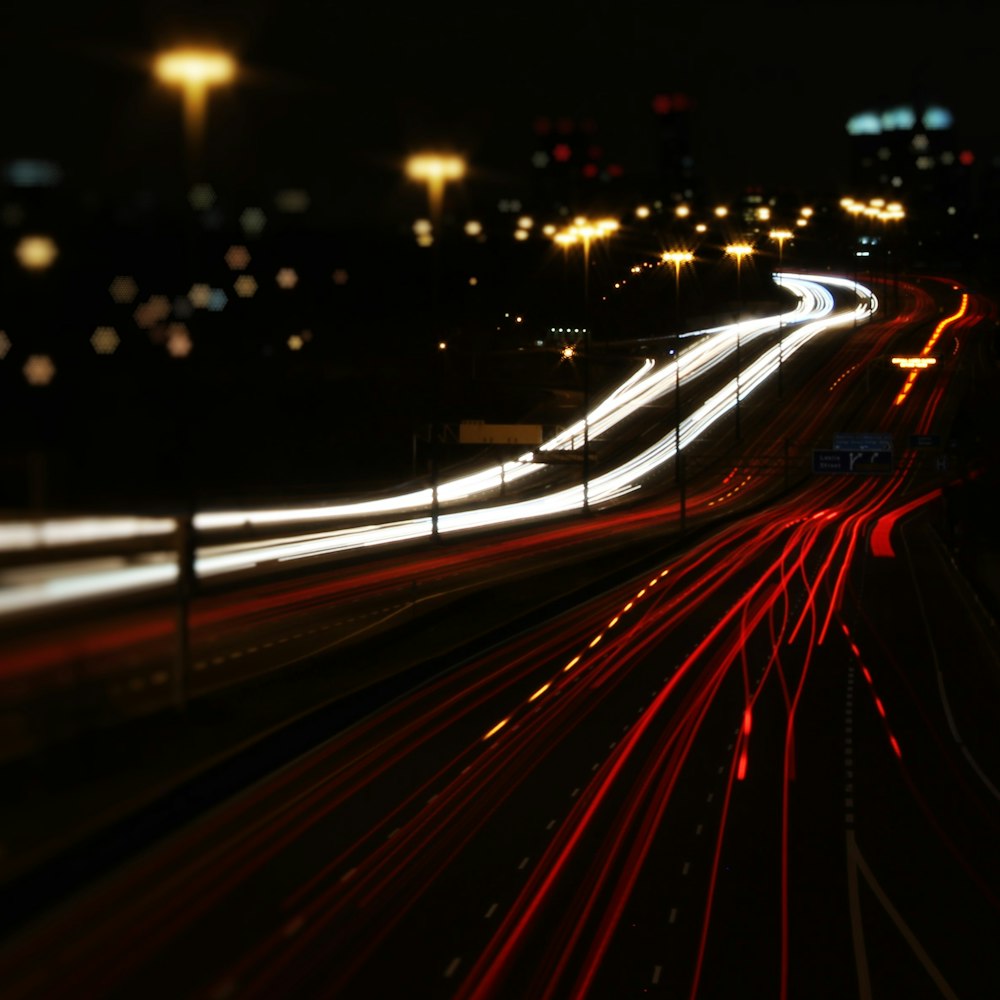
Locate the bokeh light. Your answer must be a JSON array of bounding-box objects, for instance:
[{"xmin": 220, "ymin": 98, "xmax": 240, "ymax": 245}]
[
  {"xmin": 188, "ymin": 283, "xmax": 212, "ymax": 309},
  {"xmin": 239, "ymin": 207, "xmax": 267, "ymax": 236},
  {"xmin": 276, "ymin": 267, "xmax": 299, "ymax": 290},
  {"xmin": 234, "ymin": 275, "xmax": 258, "ymax": 298},
  {"xmin": 15, "ymin": 235, "xmax": 58, "ymax": 270},
  {"xmin": 109, "ymin": 275, "xmax": 139, "ymax": 304},
  {"xmin": 275, "ymin": 188, "xmax": 310, "ymax": 213},
  {"xmin": 225, "ymin": 245, "xmax": 251, "ymax": 270},
  {"xmin": 165, "ymin": 324, "xmax": 192, "ymax": 357},
  {"xmin": 133, "ymin": 295, "xmax": 171, "ymax": 329},
  {"xmin": 91, "ymin": 326, "xmax": 120, "ymax": 354},
  {"xmin": 23, "ymin": 354, "xmax": 55, "ymax": 385},
  {"xmin": 188, "ymin": 183, "xmax": 216, "ymax": 211}
]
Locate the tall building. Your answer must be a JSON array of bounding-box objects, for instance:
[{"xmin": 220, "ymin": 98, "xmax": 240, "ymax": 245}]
[
  {"xmin": 845, "ymin": 101, "xmax": 976, "ymax": 216},
  {"xmin": 649, "ymin": 92, "xmax": 699, "ymax": 206}
]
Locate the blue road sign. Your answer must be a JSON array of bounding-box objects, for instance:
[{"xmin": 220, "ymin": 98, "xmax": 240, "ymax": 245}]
[
  {"xmin": 909, "ymin": 434, "xmax": 941, "ymax": 448},
  {"xmin": 813, "ymin": 450, "xmax": 893, "ymax": 473}
]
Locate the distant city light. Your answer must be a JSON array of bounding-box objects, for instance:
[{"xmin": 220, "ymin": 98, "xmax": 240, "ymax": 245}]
[
  {"xmin": 881, "ymin": 105, "xmax": 916, "ymax": 131},
  {"xmin": 133, "ymin": 295, "xmax": 171, "ymax": 329},
  {"xmin": 90, "ymin": 326, "xmax": 120, "ymax": 355},
  {"xmin": 234, "ymin": 275, "xmax": 258, "ymax": 298},
  {"xmin": 0, "ymin": 331, "xmax": 10, "ymax": 359},
  {"xmin": 276, "ymin": 267, "xmax": 299, "ymax": 289},
  {"xmin": 332, "ymin": 269, "xmax": 349, "ymax": 286},
  {"xmin": 5, "ymin": 159, "xmax": 62, "ymax": 188},
  {"xmin": 275, "ymin": 188, "xmax": 310, "ymax": 213},
  {"xmin": 188, "ymin": 283, "xmax": 212, "ymax": 308},
  {"xmin": 464, "ymin": 220, "xmax": 483, "ymax": 237},
  {"xmin": 188, "ymin": 183, "xmax": 216, "ymax": 210},
  {"xmin": 846, "ymin": 110, "xmax": 883, "ymax": 136},
  {"xmin": 922, "ymin": 105, "xmax": 953, "ymax": 130},
  {"xmin": 287, "ymin": 334, "xmax": 304, "ymax": 351},
  {"xmin": 23, "ymin": 354, "xmax": 55, "ymax": 385},
  {"xmin": 109, "ymin": 275, "xmax": 139, "ymax": 304},
  {"xmin": 225, "ymin": 245, "xmax": 251, "ymax": 270},
  {"xmin": 15, "ymin": 235, "xmax": 58, "ymax": 270},
  {"xmin": 239, "ymin": 207, "xmax": 267, "ymax": 236},
  {"xmin": 165, "ymin": 324, "xmax": 192, "ymax": 357}
]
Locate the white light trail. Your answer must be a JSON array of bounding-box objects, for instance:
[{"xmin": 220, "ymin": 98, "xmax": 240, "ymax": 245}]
[{"xmin": 0, "ymin": 274, "xmax": 873, "ymax": 614}]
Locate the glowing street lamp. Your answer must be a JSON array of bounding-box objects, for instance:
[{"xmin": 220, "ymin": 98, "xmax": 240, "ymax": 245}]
[
  {"xmin": 404, "ymin": 153, "xmax": 466, "ymax": 541},
  {"xmin": 406, "ymin": 153, "xmax": 466, "ymax": 231},
  {"xmin": 153, "ymin": 46, "xmax": 236, "ymax": 706},
  {"xmin": 725, "ymin": 242, "xmax": 754, "ymax": 441},
  {"xmin": 154, "ymin": 47, "xmax": 236, "ymax": 172}
]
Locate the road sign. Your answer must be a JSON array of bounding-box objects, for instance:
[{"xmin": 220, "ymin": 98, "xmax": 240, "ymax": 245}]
[
  {"xmin": 459, "ymin": 421, "xmax": 543, "ymax": 445},
  {"xmin": 910, "ymin": 434, "xmax": 941, "ymax": 448},
  {"xmin": 833, "ymin": 432, "xmax": 893, "ymax": 452},
  {"xmin": 813, "ymin": 450, "xmax": 893, "ymax": 474}
]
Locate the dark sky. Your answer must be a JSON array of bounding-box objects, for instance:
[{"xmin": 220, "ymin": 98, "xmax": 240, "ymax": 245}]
[{"xmin": 4, "ymin": 1, "xmax": 1000, "ymax": 219}]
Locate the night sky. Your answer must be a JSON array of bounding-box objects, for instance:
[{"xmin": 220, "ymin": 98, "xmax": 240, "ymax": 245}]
[{"xmin": 4, "ymin": 1, "xmax": 1000, "ymax": 222}]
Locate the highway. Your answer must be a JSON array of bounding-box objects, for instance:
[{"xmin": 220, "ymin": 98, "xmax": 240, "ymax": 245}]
[
  {"xmin": 0, "ymin": 271, "xmax": 998, "ymax": 998},
  {"xmin": 0, "ymin": 273, "xmax": 872, "ymax": 754}
]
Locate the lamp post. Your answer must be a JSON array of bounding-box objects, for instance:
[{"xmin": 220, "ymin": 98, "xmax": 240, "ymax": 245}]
[
  {"xmin": 154, "ymin": 46, "xmax": 236, "ymax": 711},
  {"xmin": 405, "ymin": 153, "xmax": 466, "ymax": 541},
  {"xmin": 768, "ymin": 229, "xmax": 793, "ymax": 397},
  {"xmin": 661, "ymin": 251, "xmax": 694, "ymax": 486},
  {"xmin": 725, "ymin": 242, "xmax": 754, "ymax": 442},
  {"xmin": 549, "ymin": 216, "xmax": 618, "ymax": 513}
]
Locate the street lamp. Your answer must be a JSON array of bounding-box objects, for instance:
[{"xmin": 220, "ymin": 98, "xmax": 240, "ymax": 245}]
[
  {"xmin": 405, "ymin": 153, "xmax": 466, "ymax": 233},
  {"xmin": 154, "ymin": 47, "xmax": 236, "ymax": 176},
  {"xmin": 725, "ymin": 242, "xmax": 754, "ymax": 442},
  {"xmin": 661, "ymin": 250, "xmax": 694, "ymax": 500},
  {"xmin": 548, "ymin": 216, "xmax": 619, "ymax": 512},
  {"xmin": 154, "ymin": 45, "xmax": 236, "ymax": 709},
  {"xmin": 405, "ymin": 153, "xmax": 466, "ymax": 541},
  {"xmin": 769, "ymin": 229, "xmax": 793, "ymax": 397}
]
